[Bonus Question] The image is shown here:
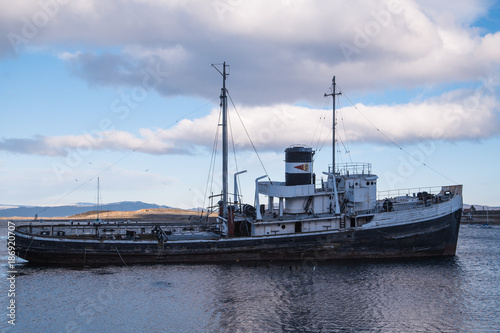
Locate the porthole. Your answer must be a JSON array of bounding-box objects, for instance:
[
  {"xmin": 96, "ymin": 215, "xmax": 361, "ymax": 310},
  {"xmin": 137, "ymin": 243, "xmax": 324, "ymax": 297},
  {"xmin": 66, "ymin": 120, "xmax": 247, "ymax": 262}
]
[{"xmin": 281, "ymin": 225, "xmax": 286, "ymax": 229}]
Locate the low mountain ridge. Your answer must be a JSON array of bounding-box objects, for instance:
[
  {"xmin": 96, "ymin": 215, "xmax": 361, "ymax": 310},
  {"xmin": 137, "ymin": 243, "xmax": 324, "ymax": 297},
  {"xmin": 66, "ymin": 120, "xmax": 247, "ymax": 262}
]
[{"xmin": 0, "ymin": 201, "xmax": 173, "ymax": 218}]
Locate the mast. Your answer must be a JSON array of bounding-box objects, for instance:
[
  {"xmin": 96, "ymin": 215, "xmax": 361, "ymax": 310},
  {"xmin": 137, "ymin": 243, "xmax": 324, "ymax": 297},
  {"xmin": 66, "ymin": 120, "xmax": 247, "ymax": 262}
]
[
  {"xmin": 222, "ymin": 62, "xmax": 229, "ymax": 219},
  {"xmin": 324, "ymin": 76, "xmax": 341, "ymax": 174},
  {"xmin": 324, "ymin": 76, "xmax": 342, "ymax": 215},
  {"xmin": 212, "ymin": 62, "xmax": 230, "ymax": 218}
]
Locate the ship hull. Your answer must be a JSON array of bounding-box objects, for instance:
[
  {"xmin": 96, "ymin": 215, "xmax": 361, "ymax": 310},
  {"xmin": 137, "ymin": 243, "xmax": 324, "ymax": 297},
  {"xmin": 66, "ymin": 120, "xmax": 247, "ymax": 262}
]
[{"xmin": 14, "ymin": 209, "xmax": 461, "ymax": 266}]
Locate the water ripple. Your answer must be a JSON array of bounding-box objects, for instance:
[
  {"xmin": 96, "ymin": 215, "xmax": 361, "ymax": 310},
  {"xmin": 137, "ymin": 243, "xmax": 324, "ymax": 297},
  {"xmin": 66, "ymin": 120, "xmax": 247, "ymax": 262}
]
[{"xmin": 1, "ymin": 225, "xmax": 499, "ymax": 332}]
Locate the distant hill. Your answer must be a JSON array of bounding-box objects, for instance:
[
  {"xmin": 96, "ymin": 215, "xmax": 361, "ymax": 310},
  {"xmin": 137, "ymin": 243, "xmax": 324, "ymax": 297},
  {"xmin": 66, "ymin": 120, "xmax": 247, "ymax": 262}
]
[
  {"xmin": 463, "ymin": 204, "xmax": 500, "ymax": 210},
  {"xmin": 0, "ymin": 201, "xmax": 173, "ymax": 218},
  {"xmin": 2, "ymin": 202, "xmax": 498, "ymax": 218}
]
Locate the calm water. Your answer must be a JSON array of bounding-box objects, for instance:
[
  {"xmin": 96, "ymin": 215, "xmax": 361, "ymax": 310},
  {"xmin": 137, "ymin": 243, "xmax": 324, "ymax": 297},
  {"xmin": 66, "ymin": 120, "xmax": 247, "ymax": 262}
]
[{"xmin": 1, "ymin": 224, "xmax": 499, "ymax": 332}]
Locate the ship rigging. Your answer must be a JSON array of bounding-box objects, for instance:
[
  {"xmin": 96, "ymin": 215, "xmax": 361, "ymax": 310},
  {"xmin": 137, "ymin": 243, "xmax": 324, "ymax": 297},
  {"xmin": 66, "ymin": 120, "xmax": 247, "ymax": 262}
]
[{"xmin": 13, "ymin": 63, "xmax": 463, "ymax": 266}]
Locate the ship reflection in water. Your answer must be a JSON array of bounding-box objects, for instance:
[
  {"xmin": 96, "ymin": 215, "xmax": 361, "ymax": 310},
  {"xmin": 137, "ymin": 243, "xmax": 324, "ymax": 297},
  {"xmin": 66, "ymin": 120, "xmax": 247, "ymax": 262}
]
[{"xmin": 5, "ymin": 226, "xmax": 499, "ymax": 332}]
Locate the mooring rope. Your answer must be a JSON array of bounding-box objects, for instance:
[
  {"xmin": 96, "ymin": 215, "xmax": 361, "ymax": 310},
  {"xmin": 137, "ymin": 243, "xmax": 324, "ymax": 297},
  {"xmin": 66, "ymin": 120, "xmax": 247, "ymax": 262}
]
[{"xmin": 115, "ymin": 247, "xmax": 128, "ymax": 267}]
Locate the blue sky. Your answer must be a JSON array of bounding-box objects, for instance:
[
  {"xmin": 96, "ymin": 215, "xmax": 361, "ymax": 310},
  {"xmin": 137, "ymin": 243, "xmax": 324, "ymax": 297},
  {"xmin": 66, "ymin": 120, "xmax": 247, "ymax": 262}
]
[{"xmin": 1, "ymin": 0, "xmax": 499, "ymax": 212}]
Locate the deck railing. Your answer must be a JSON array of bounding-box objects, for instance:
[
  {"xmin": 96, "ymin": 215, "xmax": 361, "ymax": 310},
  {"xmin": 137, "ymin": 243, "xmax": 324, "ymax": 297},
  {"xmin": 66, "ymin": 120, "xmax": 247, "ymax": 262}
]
[
  {"xmin": 377, "ymin": 186, "xmax": 443, "ymax": 201},
  {"xmin": 17, "ymin": 221, "xmax": 217, "ymax": 239},
  {"xmin": 331, "ymin": 162, "xmax": 372, "ymax": 176},
  {"xmin": 375, "ymin": 186, "xmax": 451, "ymax": 212}
]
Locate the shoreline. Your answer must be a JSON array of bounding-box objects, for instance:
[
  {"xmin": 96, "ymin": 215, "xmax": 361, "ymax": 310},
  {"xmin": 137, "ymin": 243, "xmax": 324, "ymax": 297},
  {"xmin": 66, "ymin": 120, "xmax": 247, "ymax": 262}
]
[{"xmin": 0, "ymin": 208, "xmax": 215, "ymax": 225}]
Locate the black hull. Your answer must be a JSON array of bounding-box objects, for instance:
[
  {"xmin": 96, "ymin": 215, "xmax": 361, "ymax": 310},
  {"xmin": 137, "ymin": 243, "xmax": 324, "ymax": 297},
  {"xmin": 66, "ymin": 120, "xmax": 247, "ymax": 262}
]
[{"xmin": 14, "ymin": 209, "xmax": 461, "ymax": 266}]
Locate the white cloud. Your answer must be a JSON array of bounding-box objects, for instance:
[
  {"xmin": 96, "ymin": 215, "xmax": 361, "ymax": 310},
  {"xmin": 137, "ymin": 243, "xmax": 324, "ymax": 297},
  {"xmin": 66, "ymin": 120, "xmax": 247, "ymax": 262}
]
[
  {"xmin": 1, "ymin": 0, "xmax": 499, "ymax": 154},
  {"xmin": 1, "ymin": 88, "xmax": 498, "ymax": 156},
  {"xmin": 57, "ymin": 50, "xmax": 82, "ymax": 60},
  {"xmin": 2, "ymin": 0, "xmax": 499, "ymax": 104},
  {"xmin": 2, "ymin": 0, "xmax": 499, "ymax": 208}
]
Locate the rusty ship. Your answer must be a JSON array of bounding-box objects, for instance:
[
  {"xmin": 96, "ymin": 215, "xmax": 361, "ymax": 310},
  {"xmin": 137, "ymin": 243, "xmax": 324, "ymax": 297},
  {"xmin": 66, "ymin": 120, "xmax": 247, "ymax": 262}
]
[{"xmin": 14, "ymin": 64, "xmax": 462, "ymax": 266}]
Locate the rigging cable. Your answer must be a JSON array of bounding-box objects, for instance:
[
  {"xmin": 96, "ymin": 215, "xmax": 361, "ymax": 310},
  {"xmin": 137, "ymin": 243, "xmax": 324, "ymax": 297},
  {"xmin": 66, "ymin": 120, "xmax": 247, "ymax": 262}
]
[
  {"xmin": 227, "ymin": 103, "xmax": 245, "ymax": 201},
  {"xmin": 310, "ymin": 97, "xmax": 330, "ymax": 152},
  {"xmin": 227, "ymin": 91, "xmax": 272, "ymax": 183},
  {"xmin": 227, "ymin": 103, "xmax": 240, "ymax": 176},
  {"xmin": 336, "ymin": 84, "xmax": 458, "ymax": 184},
  {"xmin": 317, "ymin": 127, "xmax": 333, "ymax": 155},
  {"xmin": 337, "ymin": 97, "xmax": 353, "ymax": 163},
  {"xmin": 36, "ymin": 97, "xmax": 220, "ymax": 216},
  {"xmin": 202, "ymin": 105, "xmax": 223, "ymax": 213},
  {"xmin": 337, "ymin": 137, "xmax": 349, "ymax": 165}
]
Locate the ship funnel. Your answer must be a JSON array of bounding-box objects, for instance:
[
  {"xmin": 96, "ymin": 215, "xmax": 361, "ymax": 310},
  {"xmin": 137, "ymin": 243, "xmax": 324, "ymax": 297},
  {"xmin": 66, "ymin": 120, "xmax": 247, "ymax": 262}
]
[{"xmin": 285, "ymin": 145, "xmax": 314, "ymax": 186}]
